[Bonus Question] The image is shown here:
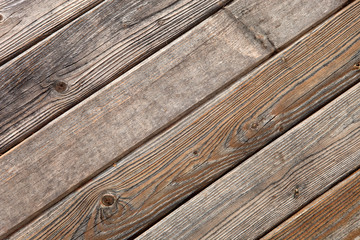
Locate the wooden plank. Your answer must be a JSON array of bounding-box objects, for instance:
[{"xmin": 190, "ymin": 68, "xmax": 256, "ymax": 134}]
[
  {"xmin": 226, "ymin": 0, "xmax": 347, "ymax": 49},
  {"xmin": 0, "ymin": 9, "xmax": 273, "ymax": 238},
  {"xmin": 8, "ymin": 1, "xmax": 360, "ymax": 239},
  {"xmin": 0, "ymin": 0, "xmax": 231, "ymax": 154},
  {"xmin": 262, "ymin": 169, "xmax": 360, "ymax": 240},
  {"xmin": 136, "ymin": 82, "xmax": 360, "ymax": 240},
  {"xmin": 0, "ymin": 0, "xmax": 104, "ymax": 65}
]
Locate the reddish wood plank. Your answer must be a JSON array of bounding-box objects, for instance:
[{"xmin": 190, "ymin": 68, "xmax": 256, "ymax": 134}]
[{"xmin": 263, "ymin": 169, "xmax": 360, "ymax": 240}]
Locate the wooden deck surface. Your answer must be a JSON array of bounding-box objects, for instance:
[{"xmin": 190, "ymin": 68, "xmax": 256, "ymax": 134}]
[{"xmin": 0, "ymin": 0, "xmax": 359, "ymax": 239}]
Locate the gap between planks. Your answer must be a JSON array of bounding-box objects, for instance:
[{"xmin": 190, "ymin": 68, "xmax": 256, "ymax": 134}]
[
  {"xmin": 6, "ymin": 1, "xmax": 360, "ymax": 239},
  {"xmin": 0, "ymin": 0, "xmax": 106, "ymax": 66}
]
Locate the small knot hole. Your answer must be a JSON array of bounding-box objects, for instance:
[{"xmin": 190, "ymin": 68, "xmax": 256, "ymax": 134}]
[
  {"xmin": 101, "ymin": 194, "xmax": 115, "ymax": 206},
  {"xmin": 55, "ymin": 81, "xmax": 67, "ymax": 93}
]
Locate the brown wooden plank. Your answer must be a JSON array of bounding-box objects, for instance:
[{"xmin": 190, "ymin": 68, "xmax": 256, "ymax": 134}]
[
  {"xmin": 8, "ymin": 1, "xmax": 360, "ymax": 239},
  {"xmin": 226, "ymin": 0, "xmax": 347, "ymax": 49},
  {"xmin": 137, "ymin": 80, "xmax": 360, "ymax": 240},
  {"xmin": 0, "ymin": 0, "xmax": 231, "ymax": 154},
  {"xmin": 262, "ymin": 169, "xmax": 360, "ymax": 240},
  {"xmin": 0, "ymin": 9, "xmax": 273, "ymax": 238},
  {"xmin": 0, "ymin": 0, "xmax": 104, "ymax": 65}
]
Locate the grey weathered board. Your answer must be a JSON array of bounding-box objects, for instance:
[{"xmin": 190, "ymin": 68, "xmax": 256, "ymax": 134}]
[
  {"xmin": 1, "ymin": 8, "xmax": 272, "ymax": 239},
  {"xmin": 8, "ymin": 1, "xmax": 360, "ymax": 239},
  {"xmin": 137, "ymin": 79, "xmax": 360, "ymax": 240},
  {"xmin": 0, "ymin": 0, "xmax": 231, "ymax": 154},
  {"xmin": 0, "ymin": 0, "xmax": 103, "ymax": 65},
  {"xmin": 262, "ymin": 169, "xmax": 360, "ymax": 240},
  {"xmin": 226, "ymin": 0, "xmax": 347, "ymax": 49}
]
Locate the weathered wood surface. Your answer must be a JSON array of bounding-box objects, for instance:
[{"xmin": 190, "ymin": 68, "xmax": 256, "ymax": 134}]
[
  {"xmin": 263, "ymin": 169, "xmax": 360, "ymax": 240},
  {"xmin": 0, "ymin": 0, "xmax": 104, "ymax": 65},
  {"xmin": 137, "ymin": 81, "xmax": 360, "ymax": 240},
  {"xmin": 0, "ymin": 9, "xmax": 272, "ymax": 238},
  {"xmin": 9, "ymin": 1, "xmax": 360, "ymax": 239},
  {"xmin": 0, "ymin": 0, "xmax": 346, "ymax": 155},
  {"xmin": 0, "ymin": 0, "xmax": 231, "ymax": 154},
  {"xmin": 226, "ymin": 0, "xmax": 347, "ymax": 49}
]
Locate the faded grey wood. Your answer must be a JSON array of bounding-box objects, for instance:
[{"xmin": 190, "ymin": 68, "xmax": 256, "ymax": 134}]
[
  {"xmin": 0, "ymin": 10, "xmax": 272, "ymax": 238},
  {"xmin": 262, "ymin": 169, "xmax": 360, "ymax": 240},
  {"xmin": 0, "ymin": 0, "xmax": 103, "ymax": 65},
  {"xmin": 226, "ymin": 0, "xmax": 347, "ymax": 49},
  {"xmin": 0, "ymin": 0, "xmax": 230, "ymax": 154},
  {"xmin": 7, "ymin": 1, "xmax": 360, "ymax": 239},
  {"xmin": 137, "ymin": 79, "xmax": 360, "ymax": 240}
]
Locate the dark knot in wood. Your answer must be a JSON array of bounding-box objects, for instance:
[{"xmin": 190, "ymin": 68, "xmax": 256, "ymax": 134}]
[
  {"xmin": 251, "ymin": 122, "xmax": 258, "ymax": 129},
  {"xmin": 354, "ymin": 62, "xmax": 360, "ymax": 70},
  {"xmin": 101, "ymin": 194, "xmax": 115, "ymax": 206},
  {"xmin": 55, "ymin": 81, "xmax": 68, "ymax": 93}
]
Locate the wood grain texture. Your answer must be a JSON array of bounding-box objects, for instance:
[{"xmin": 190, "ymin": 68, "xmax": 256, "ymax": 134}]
[
  {"xmin": 0, "ymin": 0, "xmax": 230, "ymax": 154},
  {"xmin": 0, "ymin": 10, "xmax": 273, "ymax": 238},
  {"xmin": 9, "ymin": 1, "xmax": 360, "ymax": 239},
  {"xmin": 137, "ymin": 80, "xmax": 360, "ymax": 240},
  {"xmin": 0, "ymin": 0, "xmax": 104, "ymax": 65},
  {"xmin": 226, "ymin": 0, "xmax": 347, "ymax": 49},
  {"xmin": 262, "ymin": 169, "xmax": 360, "ymax": 240}
]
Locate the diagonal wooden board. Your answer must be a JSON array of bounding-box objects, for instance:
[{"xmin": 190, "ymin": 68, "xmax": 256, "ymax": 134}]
[
  {"xmin": 0, "ymin": 0, "xmax": 104, "ymax": 65},
  {"xmin": 0, "ymin": 0, "xmax": 231, "ymax": 154},
  {"xmin": 226, "ymin": 0, "xmax": 348, "ymax": 49},
  {"xmin": 262, "ymin": 168, "xmax": 360, "ymax": 240},
  {"xmin": 137, "ymin": 77, "xmax": 360, "ymax": 240},
  {"xmin": 8, "ymin": 1, "xmax": 360, "ymax": 239}
]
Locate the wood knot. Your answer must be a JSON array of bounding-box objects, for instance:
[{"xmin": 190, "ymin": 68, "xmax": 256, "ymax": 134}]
[
  {"xmin": 250, "ymin": 122, "xmax": 258, "ymax": 130},
  {"xmin": 54, "ymin": 81, "xmax": 68, "ymax": 93},
  {"xmin": 278, "ymin": 125, "xmax": 284, "ymax": 132},
  {"xmin": 101, "ymin": 194, "xmax": 115, "ymax": 206},
  {"xmin": 354, "ymin": 62, "xmax": 360, "ymax": 70}
]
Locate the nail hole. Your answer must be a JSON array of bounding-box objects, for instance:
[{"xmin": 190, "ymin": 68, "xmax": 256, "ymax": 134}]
[
  {"xmin": 251, "ymin": 122, "xmax": 258, "ymax": 129},
  {"xmin": 0, "ymin": 14, "xmax": 4, "ymax": 22},
  {"xmin": 193, "ymin": 150, "xmax": 198, "ymax": 156},
  {"xmin": 355, "ymin": 63, "xmax": 360, "ymax": 69},
  {"xmin": 293, "ymin": 188, "xmax": 299, "ymax": 199},
  {"xmin": 55, "ymin": 81, "xmax": 67, "ymax": 93},
  {"xmin": 101, "ymin": 194, "xmax": 115, "ymax": 206}
]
